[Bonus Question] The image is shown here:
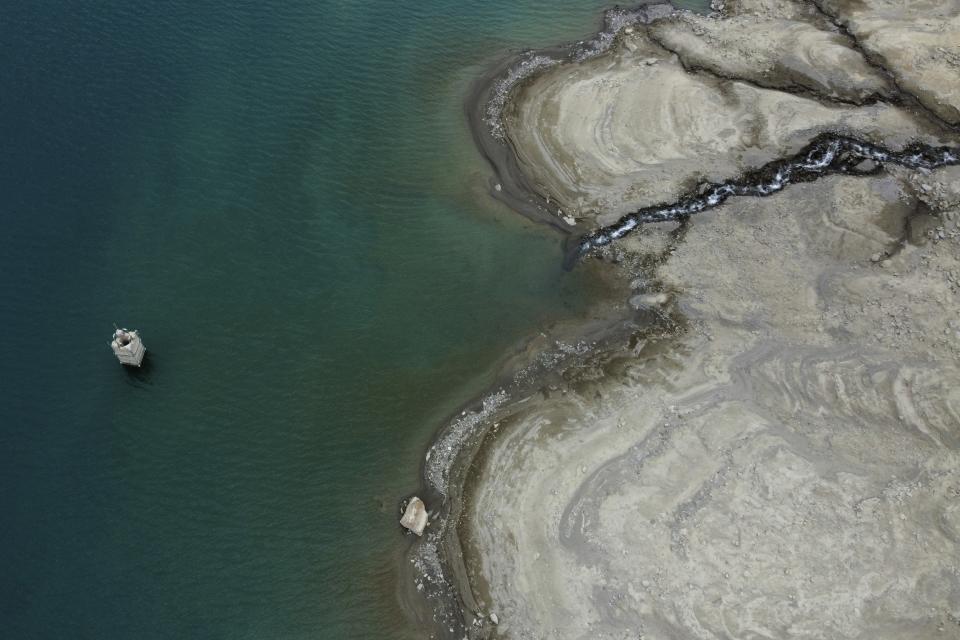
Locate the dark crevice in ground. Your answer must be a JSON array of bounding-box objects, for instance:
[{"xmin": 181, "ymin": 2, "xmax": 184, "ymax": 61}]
[
  {"xmin": 567, "ymin": 134, "xmax": 960, "ymax": 268},
  {"xmin": 644, "ymin": 26, "xmax": 891, "ymax": 109},
  {"xmin": 808, "ymin": 0, "xmax": 959, "ymax": 132}
]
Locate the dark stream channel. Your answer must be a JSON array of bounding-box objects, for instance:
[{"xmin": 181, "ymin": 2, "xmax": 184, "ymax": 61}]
[{"xmin": 567, "ymin": 134, "xmax": 960, "ymax": 268}]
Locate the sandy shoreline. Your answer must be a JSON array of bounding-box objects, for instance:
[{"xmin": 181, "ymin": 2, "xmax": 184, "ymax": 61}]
[
  {"xmin": 397, "ymin": 9, "xmax": 687, "ymax": 637},
  {"xmin": 404, "ymin": 1, "xmax": 960, "ymax": 638},
  {"xmin": 463, "ymin": 4, "xmax": 695, "ymax": 236},
  {"xmin": 397, "ymin": 259, "xmax": 659, "ymax": 638}
]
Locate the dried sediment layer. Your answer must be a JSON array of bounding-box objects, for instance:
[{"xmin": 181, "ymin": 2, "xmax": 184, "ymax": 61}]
[
  {"xmin": 648, "ymin": 10, "xmax": 890, "ymax": 103},
  {"xmin": 502, "ymin": 1, "xmax": 957, "ymax": 227},
  {"xmin": 456, "ymin": 2, "xmax": 960, "ymax": 639},
  {"xmin": 815, "ymin": 0, "xmax": 960, "ymax": 126},
  {"xmin": 464, "ymin": 171, "xmax": 960, "ymax": 639},
  {"xmin": 506, "ymin": 35, "xmax": 935, "ymax": 225},
  {"xmin": 571, "ymin": 135, "xmax": 959, "ymax": 261}
]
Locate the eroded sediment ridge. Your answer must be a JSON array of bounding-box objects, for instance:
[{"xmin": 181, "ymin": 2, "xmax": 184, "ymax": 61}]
[{"xmin": 569, "ymin": 135, "xmax": 960, "ymax": 267}]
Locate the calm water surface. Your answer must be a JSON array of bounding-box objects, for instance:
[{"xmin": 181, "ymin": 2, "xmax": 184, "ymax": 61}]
[{"xmin": 0, "ymin": 1, "xmax": 706, "ymax": 638}]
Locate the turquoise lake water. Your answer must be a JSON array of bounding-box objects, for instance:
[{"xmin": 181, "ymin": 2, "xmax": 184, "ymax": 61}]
[{"xmin": 0, "ymin": 2, "xmax": 706, "ymax": 637}]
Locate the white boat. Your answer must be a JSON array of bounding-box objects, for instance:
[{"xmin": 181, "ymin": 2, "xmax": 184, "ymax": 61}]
[{"xmin": 111, "ymin": 328, "xmax": 146, "ymax": 366}]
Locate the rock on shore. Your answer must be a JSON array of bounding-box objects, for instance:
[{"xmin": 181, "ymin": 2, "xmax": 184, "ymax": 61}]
[{"xmin": 401, "ymin": 496, "xmax": 428, "ymax": 536}]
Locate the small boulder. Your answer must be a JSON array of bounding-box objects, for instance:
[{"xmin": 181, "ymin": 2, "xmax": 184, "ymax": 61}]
[{"xmin": 401, "ymin": 497, "xmax": 428, "ymax": 536}]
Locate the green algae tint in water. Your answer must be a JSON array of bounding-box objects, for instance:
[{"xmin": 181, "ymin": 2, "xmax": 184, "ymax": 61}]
[{"xmin": 0, "ymin": 1, "xmax": 708, "ymax": 638}]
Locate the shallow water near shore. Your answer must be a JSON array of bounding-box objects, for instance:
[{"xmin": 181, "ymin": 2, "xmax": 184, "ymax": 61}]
[{"xmin": 1, "ymin": 1, "xmax": 704, "ymax": 637}]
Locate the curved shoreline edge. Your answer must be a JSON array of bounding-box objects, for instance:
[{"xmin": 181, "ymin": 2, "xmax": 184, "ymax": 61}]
[
  {"xmin": 462, "ymin": 3, "xmax": 680, "ymax": 235},
  {"xmin": 400, "ymin": 5, "xmax": 695, "ymax": 637},
  {"xmin": 398, "ymin": 307, "xmax": 653, "ymax": 638},
  {"xmin": 403, "ymin": 1, "xmax": 960, "ymax": 638}
]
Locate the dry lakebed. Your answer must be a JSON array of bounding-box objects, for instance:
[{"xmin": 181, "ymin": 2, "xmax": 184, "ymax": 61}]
[{"xmin": 403, "ymin": 1, "xmax": 960, "ymax": 638}]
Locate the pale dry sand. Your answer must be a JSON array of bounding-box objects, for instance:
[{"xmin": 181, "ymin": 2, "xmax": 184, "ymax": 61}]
[
  {"xmin": 503, "ymin": 1, "xmax": 958, "ymax": 226},
  {"xmin": 816, "ymin": 0, "xmax": 960, "ymax": 126},
  {"xmin": 464, "ymin": 171, "xmax": 960, "ymax": 639},
  {"xmin": 453, "ymin": 1, "xmax": 960, "ymax": 639},
  {"xmin": 647, "ymin": 10, "xmax": 889, "ymax": 102}
]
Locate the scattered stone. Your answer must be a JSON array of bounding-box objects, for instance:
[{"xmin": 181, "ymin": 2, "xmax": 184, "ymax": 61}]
[
  {"xmin": 401, "ymin": 496, "xmax": 429, "ymax": 536},
  {"xmin": 489, "ymin": 612, "xmax": 499, "ymax": 625},
  {"xmin": 494, "ymin": 183, "xmax": 502, "ymax": 192},
  {"xmin": 871, "ymin": 252, "xmax": 883, "ymax": 263}
]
